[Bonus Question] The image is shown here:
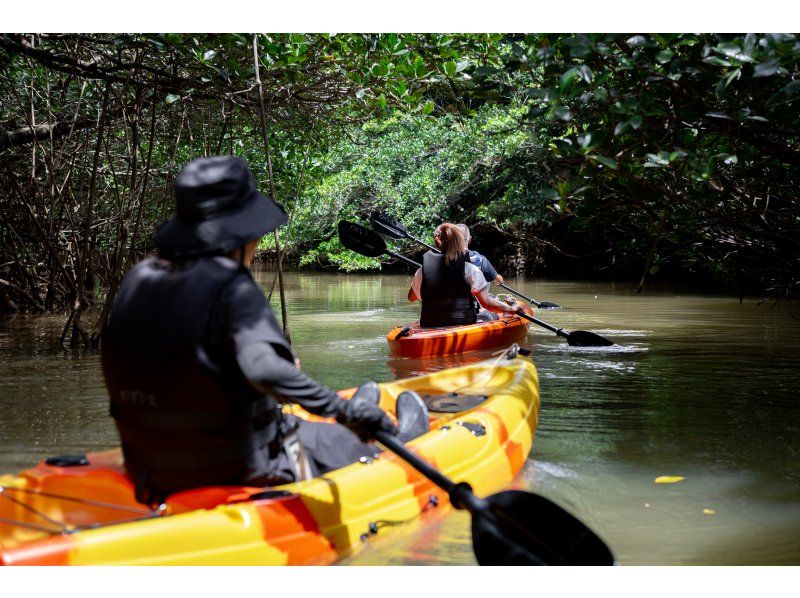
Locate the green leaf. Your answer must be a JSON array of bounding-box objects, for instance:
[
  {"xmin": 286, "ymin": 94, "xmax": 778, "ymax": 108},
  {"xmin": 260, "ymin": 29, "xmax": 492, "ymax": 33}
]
[
  {"xmin": 754, "ymin": 59, "xmax": 782, "ymax": 78},
  {"xmin": 715, "ymin": 68, "xmax": 741, "ymax": 95},
  {"xmin": 645, "ymin": 153, "xmax": 670, "ymax": 166},
  {"xmin": 703, "ymin": 56, "xmax": 732, "ymax": 67},
  {"xmin": 626, "ymin": 35, "xmax": 649, "ymax": 47},
  {"xmin": 630, "ymin": 115, "xmax": 644, "ymax": 129},
  {"xmin": 614, "ymin": 120, "xmax": 631, "ymax": 136},
  {"xmin": 559, "ymin": 67, "xmax": 580, "ymax": 92},
  {"xmin": 443, "ymin": 61, "xmax": 457, "ymax": 76},
  {"xmin": 588, "ymin": 154, "xmax": 618, "ymax": 170},
  {"xmin": 203, "ymin": 50, "xmax": 216, "ymax": 61},
  {"xmin": 422, "ymin": 100, "xmax": 435, "ymax": 115},
  {"xmin": 165, "ymin": 94, "xmax": 180, "ymax": 104},
  {"xmin": 656, "ymin": 50, "xmax": 674, "ymax": 64},
  {"xmin": 716, "ymin": 41, "xmax": 742, "ymax": 57}
]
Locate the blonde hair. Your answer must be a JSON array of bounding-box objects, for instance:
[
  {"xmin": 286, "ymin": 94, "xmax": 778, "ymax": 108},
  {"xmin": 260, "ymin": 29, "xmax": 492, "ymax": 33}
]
[{"xmin": 433, "ymin": 223, "xmax": 467, "ymax": 264}]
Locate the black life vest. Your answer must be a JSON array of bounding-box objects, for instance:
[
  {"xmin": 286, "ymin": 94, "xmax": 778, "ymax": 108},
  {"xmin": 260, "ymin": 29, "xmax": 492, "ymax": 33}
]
[
  {"xmin": 101, "ymin": 256, "xmax": 291, "ymax": 503},
  {"xmin": 420, "ymin": 251, "xmax": 477, "ymax": 328}
]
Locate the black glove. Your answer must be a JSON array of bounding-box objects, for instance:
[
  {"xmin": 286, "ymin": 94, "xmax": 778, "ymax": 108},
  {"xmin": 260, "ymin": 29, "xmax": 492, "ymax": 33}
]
[{"xmin": 335, "ymin": 381, "xmax": 398, "ymax": 442}]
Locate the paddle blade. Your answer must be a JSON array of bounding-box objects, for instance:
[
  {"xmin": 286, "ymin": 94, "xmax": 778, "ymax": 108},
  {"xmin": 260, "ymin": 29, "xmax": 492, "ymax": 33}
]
[
  {"xmin": 566, "ymin": 330, "xmax": 615, "ymax": 347},
  {"xmin": 369, "ymin": 211, "xmax": 408, "ymax": 240},
  {"xmin": 472, "ymin": 490, "xmax": 615, "ymax": 566},
  {"xmin": 537, "ymin": 301, "xmax": 562, "ymax": 309},
  {"xmin": 337, "ymin": 220, "xmax": 388, "ymax": 258}
]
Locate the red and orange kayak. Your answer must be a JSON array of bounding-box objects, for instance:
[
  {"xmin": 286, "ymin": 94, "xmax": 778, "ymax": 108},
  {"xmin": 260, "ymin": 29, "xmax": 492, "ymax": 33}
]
[
  {"xmin": 0, "ymin": 355, "xmax": 539, "ymax": 565},
  {"xmin": 387, "ymin": 305, "xmax": 533, "ymax": 358}
]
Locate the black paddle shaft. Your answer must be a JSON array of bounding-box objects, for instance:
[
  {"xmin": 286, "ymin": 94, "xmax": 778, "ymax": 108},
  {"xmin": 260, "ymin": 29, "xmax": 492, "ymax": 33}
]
[
  {"xmin": 369, "ymin": 211, "xmax": 439, "ymax": 253},
  {"xmin": 497, "ymin": 282, "xmax": 561, "ymax": 309}
]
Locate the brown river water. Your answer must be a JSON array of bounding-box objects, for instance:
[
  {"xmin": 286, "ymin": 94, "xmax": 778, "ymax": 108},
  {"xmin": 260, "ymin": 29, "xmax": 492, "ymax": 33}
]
[{"xmin": 1, "ymin": 269, "xmax": 798, "ymax": 565}]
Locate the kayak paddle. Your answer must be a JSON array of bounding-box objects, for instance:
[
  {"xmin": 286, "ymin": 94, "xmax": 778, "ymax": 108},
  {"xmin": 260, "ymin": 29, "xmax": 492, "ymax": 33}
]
[
  {"xmin": 369, "ymin": 211, "xmax": 562, "ymax": 309},
  {"xmin": 369, "ymin": 210, "xmax": 439, "ymax": 253},
  {"xmin": 338, "ymin": 221, "xmax": 615, "ymax": 347},
  {"xmin": 376, "ymin": 430, "xmax": 615, "ymax": 565}
]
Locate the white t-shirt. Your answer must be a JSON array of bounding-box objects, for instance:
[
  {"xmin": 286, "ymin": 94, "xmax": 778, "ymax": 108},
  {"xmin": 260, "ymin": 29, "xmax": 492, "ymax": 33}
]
[{"xmin": 410, "ymin": 263, "xmax": 488, "ymax": 300}]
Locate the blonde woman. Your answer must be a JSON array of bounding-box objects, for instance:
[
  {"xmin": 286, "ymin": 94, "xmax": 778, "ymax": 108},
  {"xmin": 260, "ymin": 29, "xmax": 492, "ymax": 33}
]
[{"xmin": 408, "ymin": 223, "xmax": 522, "ymax": 328}]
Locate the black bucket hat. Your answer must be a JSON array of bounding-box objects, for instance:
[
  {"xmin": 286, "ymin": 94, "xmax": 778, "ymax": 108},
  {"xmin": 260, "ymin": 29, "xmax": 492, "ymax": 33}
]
[{"xmin": 155, "ymin": 156, "xmax": 287, "ymax": 258}]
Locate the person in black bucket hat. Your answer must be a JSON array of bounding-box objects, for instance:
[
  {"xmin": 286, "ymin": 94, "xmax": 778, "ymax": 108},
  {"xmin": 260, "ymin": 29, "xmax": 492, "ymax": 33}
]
[
  {"xmin": 100, "ymin": 156, "xmax": 428, "ymax": 504},
  {"xmin": 155, "ymin": 156, "xmax": 288, "ymax": 259}
]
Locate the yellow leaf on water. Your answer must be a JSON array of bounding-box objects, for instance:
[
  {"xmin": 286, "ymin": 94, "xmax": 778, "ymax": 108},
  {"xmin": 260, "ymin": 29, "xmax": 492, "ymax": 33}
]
[
  {"xmin": 654, "ymin": 476, "xmax": 685, "ymax": 484},
  {"xmin": 703, "ymin": 509, "xmax": 716, "ymax": 515}
]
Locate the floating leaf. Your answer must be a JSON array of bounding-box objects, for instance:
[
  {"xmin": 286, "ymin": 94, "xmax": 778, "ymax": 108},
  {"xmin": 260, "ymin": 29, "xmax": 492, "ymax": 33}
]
[
  {"xmin": 654, "ymin": 476, "xmax": 685, "ymax": 484},
  {"xmin": 703, "ymin": 508, "xmax": 716, "ymax": 515}
]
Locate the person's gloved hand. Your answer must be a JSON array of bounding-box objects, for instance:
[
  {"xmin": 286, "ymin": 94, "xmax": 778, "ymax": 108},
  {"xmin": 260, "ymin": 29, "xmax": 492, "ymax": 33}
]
[{"xmin": 335, "ymin": 381, "xmax": 398, "ymax": 442}]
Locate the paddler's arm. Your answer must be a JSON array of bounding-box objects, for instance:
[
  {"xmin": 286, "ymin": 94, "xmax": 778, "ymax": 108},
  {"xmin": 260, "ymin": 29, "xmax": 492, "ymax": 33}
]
[
  {"xmin": 475, "ymin": 288, "xmax": 523, "ymax": 315},
  {"xmin": 218, "ymin": 275, "xmax": 346, "ymax": 418},
  {"xmin": 238, "ymin": 342, "xmax": 396, "ymax": 441},
  {"xmin": 237, "ymin": 342, "xmax": 346, "ymax": 417},
  {"xmin": 408, "ymin": 268, "xmax": 422, "ymax": 302},
  {"xmin": 466, "ymin": 265, "xmax": 522, "ymax": 315}
]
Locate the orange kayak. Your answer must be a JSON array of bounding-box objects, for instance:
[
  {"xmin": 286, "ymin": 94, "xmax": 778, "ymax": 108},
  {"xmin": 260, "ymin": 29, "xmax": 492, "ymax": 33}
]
[{"xmin": 387, "ymin": 305, "xmax": 533, "ymax": 358}]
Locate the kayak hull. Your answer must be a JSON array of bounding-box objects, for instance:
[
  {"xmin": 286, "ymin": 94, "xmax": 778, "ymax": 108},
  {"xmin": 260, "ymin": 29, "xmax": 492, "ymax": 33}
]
[
  {"xmin": 387, "ymin": 308, "xmax": 533, "ymax": 358},
  {"xmin": 0, "ymin": 356, "xmax": 539, "ymax": 566}
]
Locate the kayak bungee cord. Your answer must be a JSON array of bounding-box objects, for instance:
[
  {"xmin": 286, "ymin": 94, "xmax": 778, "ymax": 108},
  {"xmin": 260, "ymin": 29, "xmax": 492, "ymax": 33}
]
[
  {"xmin": 0, "ymin": 516, "xmax": 63, "ymax": 535},
  {"xmin": 448, "ymin": 343, "xmax": 530, "ymax": 396},
  {"xmin": 0, "ymin": 484, "xmax": 164, "ymax": 536},
  {"xmin": 360, "ymin": 495, "xmax": 441, "ymax": 543},
  {"xmin": 0, "ymin": 486, "xmax": 69, "ymax": 533},
  {"xmin": 1, "ymin": 485, "xmax": 156, "ymax": 514}
]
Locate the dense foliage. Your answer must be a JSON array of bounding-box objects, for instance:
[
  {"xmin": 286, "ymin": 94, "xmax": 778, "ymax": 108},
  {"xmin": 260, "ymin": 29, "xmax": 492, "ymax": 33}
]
[
  {"xmin": 0, "ymin": 33, "xmax": 489, "ymax": 343},
  {"xmin": 0, "ymin": 33, "xmax": 798, "ymax": 347},
  {"xmin": 478, "ymin": 34, "xmax": 800, "ymax": 296},
  {"xmin": 289, "ymin": 104, "xmax": 542, "ymax": 271}
]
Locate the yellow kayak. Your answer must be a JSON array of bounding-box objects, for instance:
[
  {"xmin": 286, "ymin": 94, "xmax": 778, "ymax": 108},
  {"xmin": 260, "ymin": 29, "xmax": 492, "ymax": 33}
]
[{"xmin": 0, "ymin": 353, "xmax": 539, "ymax": 565}]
